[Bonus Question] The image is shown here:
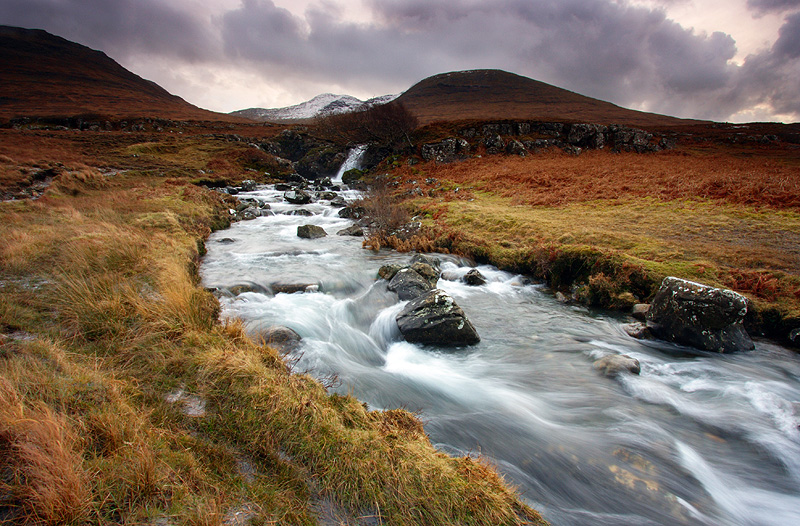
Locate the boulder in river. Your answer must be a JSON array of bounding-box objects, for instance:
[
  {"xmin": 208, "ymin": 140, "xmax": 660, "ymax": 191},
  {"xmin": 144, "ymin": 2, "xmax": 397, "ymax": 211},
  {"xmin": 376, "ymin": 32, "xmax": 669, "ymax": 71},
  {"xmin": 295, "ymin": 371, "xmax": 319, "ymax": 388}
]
[
  {"xmin": 463, "ymin": 268, "xmax": 487, "ymax": 286},
  {"xmin": 255, "ymin": 325, "xmax": 302, "ymax": 351},
  {"xmin": 632, "ymin": 304, "xmax": 650, "ymax": 322},
  {"xmin": 646, "ymin": 277, "xmax": 754, "ymax": 353},
  {"xmin": 410, "ymin": 253, "xmax": 441, "ymax": 271},
  {"xmin": 284, "ymin": 190, "xmax": 312, "ymax": 205},
  {"xmin": 297, "ymin": 224, "xmax": 327, "ymax": 239},
  {"xmin": 337, "ymin": 225, "xmax": 364, "ymax": 237},
  {"xmin": 409, "ymin": 261, "xmax": 440, "ymax": 288},
  {"xmin": 396, "ymin": 289, "xmax": 480, "ymax": 346},
  {"xmin": 593, "ymin": 355, "xmax": 641, "ymax": 377},
  {"xmin": 378, "ymin": 264, "xmax": 403, "ymax": 281},
  {"xmin": 388, "ymin": 267, "xmax": 434, "ymax": 301}
]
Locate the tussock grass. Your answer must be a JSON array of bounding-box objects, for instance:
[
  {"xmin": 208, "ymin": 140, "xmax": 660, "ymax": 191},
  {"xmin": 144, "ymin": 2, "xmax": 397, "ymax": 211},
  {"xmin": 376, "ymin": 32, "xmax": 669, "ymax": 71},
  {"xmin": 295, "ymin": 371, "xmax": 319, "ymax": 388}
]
[{"xmin": 0, "ymin": 153, "xmax": 546, "ymax": 524}]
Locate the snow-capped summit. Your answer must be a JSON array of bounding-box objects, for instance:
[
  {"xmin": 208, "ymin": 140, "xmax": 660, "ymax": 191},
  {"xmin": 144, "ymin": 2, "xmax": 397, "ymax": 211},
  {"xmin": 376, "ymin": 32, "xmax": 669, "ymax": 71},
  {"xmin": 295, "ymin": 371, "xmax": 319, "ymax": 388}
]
[{"xmin": 231, "ymin": 92, "xmax": 400, "ymax": 122}]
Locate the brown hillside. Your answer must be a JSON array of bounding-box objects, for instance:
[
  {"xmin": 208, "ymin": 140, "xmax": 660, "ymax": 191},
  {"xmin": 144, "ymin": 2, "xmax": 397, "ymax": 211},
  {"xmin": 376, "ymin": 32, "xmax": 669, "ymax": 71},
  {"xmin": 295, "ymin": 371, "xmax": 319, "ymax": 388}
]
[
  {"xmin": 396, "ymin": 69, "xmax": 702, "ymax": 127},
  {"xmin": 0, "ymin": 25, "xmax": 242, "ymax": 122}
]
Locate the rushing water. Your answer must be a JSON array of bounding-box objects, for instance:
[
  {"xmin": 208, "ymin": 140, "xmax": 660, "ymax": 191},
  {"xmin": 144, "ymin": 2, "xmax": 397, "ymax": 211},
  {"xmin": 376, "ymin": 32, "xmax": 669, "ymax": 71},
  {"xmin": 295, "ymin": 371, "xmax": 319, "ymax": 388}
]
[{"xmin": 201, "ymin": 183, "xmax": 800, "ymax": 526}]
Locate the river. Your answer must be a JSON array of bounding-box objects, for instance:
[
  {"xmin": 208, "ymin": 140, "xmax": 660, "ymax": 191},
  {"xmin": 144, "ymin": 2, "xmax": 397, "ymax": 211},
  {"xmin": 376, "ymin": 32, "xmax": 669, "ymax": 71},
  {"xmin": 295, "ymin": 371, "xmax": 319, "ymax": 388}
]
[{"xmin": 200, "ymin": 181, "xmax": 800, "ymax": 526}]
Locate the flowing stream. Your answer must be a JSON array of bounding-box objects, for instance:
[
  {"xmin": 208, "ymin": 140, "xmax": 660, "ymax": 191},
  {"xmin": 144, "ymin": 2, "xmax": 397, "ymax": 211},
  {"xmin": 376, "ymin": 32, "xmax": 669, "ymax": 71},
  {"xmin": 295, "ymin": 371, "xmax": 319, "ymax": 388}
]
[{"xmin": 201, "ymin": 182, "xmax": 800, "ymax": 526}]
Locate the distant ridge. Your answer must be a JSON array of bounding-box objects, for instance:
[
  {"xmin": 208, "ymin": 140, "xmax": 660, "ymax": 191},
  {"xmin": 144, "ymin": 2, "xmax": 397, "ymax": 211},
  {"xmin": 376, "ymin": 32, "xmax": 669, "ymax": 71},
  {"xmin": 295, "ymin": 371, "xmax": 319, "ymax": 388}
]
[
  {"xmin": 395, "ymin": 69, "xmax": 701, "ymax": 127},
  {"xmin": 232, "ymin": 93, "xmax": 399, "ymax": 122},
  {"xmin": 0, "ymin": 25, "xmax": 240, "ymax": 121}
]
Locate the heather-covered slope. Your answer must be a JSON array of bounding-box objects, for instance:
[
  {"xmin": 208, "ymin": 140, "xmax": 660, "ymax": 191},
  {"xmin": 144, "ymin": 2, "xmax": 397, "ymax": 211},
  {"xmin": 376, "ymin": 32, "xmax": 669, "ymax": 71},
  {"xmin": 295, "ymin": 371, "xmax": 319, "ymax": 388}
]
[
  {"xmin": 0, "ymin": 25, "xmax": 239, "ymax": 121},
  {"xmin": 396, "ymin": 69, "xmax": 702, "ymax": 127}
]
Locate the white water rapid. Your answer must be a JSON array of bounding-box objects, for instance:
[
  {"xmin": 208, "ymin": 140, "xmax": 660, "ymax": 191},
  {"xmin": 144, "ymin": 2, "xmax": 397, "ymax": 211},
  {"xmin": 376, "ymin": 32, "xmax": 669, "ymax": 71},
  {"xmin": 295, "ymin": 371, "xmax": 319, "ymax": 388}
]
[{"xmin": 201, "ymin": 183, "xmax": 800, "ymax": 526}]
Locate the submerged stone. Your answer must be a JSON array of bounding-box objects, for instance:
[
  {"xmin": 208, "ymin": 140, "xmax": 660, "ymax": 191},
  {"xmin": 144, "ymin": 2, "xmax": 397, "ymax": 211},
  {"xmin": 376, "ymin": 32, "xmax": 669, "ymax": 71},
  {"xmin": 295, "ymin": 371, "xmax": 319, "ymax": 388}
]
[{"xmin": 593, "ymin": 355, "xmax": 641, "ymax": 377}]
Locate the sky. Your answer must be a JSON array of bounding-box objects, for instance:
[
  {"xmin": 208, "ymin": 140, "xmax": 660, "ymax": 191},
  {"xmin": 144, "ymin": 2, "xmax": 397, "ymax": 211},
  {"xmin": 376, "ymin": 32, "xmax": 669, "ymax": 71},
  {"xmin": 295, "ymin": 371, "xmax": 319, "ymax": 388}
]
[{"xmin": 1, "ymin": 0, "xmax": 799, "ymax": 122}]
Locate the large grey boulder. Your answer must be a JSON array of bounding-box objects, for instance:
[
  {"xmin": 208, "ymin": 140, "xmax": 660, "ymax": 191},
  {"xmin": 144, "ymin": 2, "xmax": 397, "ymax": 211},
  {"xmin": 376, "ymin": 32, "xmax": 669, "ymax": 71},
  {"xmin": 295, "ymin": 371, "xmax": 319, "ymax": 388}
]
[
  {"xmin": 396, "ymin": 289, "xmax": 480, "ymax": 346},
  {"xmin": 388, "ymin": 268, "xmax": 434, "ymax": 301},
  {"xmin": 646, "ymin": 277, "xmax": 754, "ymax": 353},
  {"xmin": 297, "ymin": 224, "xmax": 327, "ymax": 239}
]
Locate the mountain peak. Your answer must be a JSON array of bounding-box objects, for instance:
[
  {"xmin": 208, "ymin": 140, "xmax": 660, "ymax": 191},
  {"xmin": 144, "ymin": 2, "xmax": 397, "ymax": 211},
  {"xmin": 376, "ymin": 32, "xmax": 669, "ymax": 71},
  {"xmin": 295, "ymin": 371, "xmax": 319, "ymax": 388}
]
[
  {"xmin": 231, "ymin": 92, "xmax": 399, "ymax": 122},
  {"xmin": 0, "ymin": 25, "xmax": 236, "ymax": 121},
  {"xmin": 396, "ymin": 69, "xmax": 698, "ymax": 127}
]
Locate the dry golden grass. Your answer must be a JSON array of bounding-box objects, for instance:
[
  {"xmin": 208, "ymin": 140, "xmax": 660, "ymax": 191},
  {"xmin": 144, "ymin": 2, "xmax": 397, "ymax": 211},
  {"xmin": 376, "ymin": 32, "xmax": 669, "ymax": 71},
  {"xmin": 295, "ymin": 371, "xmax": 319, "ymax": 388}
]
[
  {"xmin": 396, "ymin": 148, "xmax": 800, "ymax": 210},
  {"xmin": 0, "ymin": 130, "xmax": 547, "ymax": 525},
  {"xmin": 0, "ymin": 379, "xmax": 91, "ymax": 525}
]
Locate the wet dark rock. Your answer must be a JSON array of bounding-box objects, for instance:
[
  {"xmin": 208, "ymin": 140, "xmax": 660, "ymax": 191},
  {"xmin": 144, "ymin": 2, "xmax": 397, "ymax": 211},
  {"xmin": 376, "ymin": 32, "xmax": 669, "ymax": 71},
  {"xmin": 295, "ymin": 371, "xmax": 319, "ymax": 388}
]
[
  {"xmin": 338, "ymin": 206, "xmax": 366, "ymax": 219},
  {"xmin": 410, "ymin": 253, "xmax": 441, "ymax": 271},
  {"xmin": 337, "ymin": 225, "xmax": 364, "ymax": 236},
  {"xmin": 287, "ymin": 209, "xmax": 313, "ymax": 217},
  {"xmin": 284, "ymin": 190, "xmax": 312, "ymax": 205},
  {"xmin": 225, "ymin": 186, "xmax": 239, "ymax": 195},
  {"xmin": 228, "ymin": 283, "xmax": 265, "ymax": 295},
  {"xmin": 632, "ymin": 304, "xmax": 651, "ymax": 322},
  {"xmin": 329, "ymin": 196, "xmax": 347, "ymax": 208},
  {"xmin": 241, "ymin": 207, "xmax": 262, "ymax": 220},
  {"xmin": 396, "ymin": 289, "xmax": 480, "ymax": 346},
  {"xmin": 624, "ymin": 322, "xmax": 653, "ymax": 340},
  {"xmin": 409, "ymin": 262, "xmax": 440, "ymax": 288},
  {"xmin": 240, "ymin": 179, "xmax": 257, "ymax": 191},
  {"xmin": 789, "ymin": 327, "xmax": 800, "ymax": 346},
  {"xmin": 297, "ymin": 224, "xmax": 327, "ymax": 239},
  {"xmin": 255, "ymin": 325, "xmax": 302, "ymax": 351},
  {"xmin": 316, "ymin": 191, "xmax": 337, "ymax": 200},
  {"xmin": 593, "ymin": 355, "xmax": 641, "ymax": 377},
  {"xmin": 378, "ymin": 264, "xmax": 403, "ymax": 281},
  {"xmin": 217, "ymin": 238, "xmax": 237, "ymax": 244},
  {"xmin": 270, "ymin": 283, "xmax": 318, "ymax": 294},
  {"xmin": 275, "ymin": 183, "xmax": 292, "ymax": 191},
  {"xmin": 463, "ymin": 269, "xmax": 487, "ymax": 286},
  {"xmin": 388, "ymin": 268, "xmax": 434, "ymax": 301},
  {"xmin": 646, "ymin": 277, "xmax": 754, "ymax": 353}
]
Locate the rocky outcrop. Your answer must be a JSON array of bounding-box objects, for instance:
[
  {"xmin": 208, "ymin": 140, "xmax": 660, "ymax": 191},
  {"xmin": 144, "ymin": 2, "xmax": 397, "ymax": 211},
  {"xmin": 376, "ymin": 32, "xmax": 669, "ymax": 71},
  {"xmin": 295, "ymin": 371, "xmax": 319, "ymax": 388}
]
[
  {"xmin": 593, "ymin": 355, "xmax": 641, "ymax": 377},
  {"xmin": 396, "ymin": 289, "xmax": 481, "ymax": 346},
  {"xmin": 646, "ymin": 277, "xmax": 755, "ymax": 353},
  {"xmin": 421, "ymin": 138, "xmax": 470, "ymax": 163},
  {"xmin": 297, "ymin": 225, "xmax": 327, "ymax": 239}
]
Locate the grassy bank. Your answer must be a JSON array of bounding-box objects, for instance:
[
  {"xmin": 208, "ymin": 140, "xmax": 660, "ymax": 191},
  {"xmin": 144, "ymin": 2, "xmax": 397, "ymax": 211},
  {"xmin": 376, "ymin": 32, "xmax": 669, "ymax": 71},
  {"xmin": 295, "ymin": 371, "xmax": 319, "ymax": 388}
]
[
  {"xmin": 0, "ymin": 129, "xmax": 546, "ymax": 524},
  {"xmin": 378, "ymin": 146, "xmax": 800, "ymax": 346}
]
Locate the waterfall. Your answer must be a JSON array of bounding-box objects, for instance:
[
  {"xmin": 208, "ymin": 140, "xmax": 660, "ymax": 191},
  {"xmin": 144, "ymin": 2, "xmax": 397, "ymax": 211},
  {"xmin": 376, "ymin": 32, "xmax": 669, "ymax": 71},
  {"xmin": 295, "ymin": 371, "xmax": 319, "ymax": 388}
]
[{"xmin": 334, "ymin": 145, "xmax": 367, "ymax": 182}]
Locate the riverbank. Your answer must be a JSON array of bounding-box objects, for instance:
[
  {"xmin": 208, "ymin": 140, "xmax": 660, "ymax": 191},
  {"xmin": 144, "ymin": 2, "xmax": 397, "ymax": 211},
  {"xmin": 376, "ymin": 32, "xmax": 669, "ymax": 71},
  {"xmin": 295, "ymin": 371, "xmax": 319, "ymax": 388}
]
[
  {"xmin": 0, "ymin": 129, "xmax": 546, "ymax": 524},
  {"xmin": 373, "ymin": 145, "xmax": 800, "ymax": 348}
]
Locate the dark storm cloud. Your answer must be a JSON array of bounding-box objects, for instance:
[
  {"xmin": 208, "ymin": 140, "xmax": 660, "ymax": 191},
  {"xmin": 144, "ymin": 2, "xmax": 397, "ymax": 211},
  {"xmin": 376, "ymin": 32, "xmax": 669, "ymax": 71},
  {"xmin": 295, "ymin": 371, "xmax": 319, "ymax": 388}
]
[
  {"xmin": 730, "ymin": 12, "xmax": 800, "ymax": 117},
  {"xmin": 746, "ymin": 0, "xmax": 800, "ymax": 14},
  {"xmin": 216, "ymin": 0, "xmax": 743, "ymax": 118},
  {"xmin": 0, "ymin": 0, "xmax": 216, "ymax": 62}
]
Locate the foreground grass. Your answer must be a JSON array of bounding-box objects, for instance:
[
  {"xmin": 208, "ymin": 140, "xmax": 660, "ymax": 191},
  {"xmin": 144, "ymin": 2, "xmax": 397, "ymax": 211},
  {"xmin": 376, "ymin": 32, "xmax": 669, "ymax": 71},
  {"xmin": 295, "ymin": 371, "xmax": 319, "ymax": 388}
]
[
  {"xmin": 0, "ymin": 159, "xmax": 545, "ymax": 524},
  {"xmin": 386, "ymin": 147, "xmax": 800, "ymax": 344}
]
